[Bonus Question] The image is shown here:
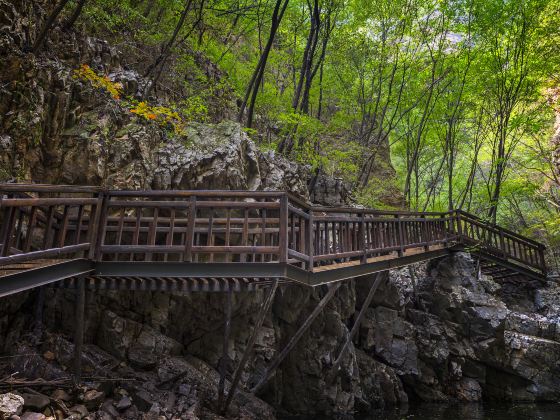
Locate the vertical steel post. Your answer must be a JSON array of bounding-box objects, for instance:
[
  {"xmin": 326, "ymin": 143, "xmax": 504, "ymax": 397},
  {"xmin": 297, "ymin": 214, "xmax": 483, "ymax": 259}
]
[{"xmin": 73, "ymin": 275, "xmax": 86, "ymax": 383}]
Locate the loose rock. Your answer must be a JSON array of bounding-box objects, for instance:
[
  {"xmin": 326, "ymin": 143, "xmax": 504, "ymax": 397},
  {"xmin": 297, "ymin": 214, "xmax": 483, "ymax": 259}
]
[{"xmin": 0, "ymin": 393, "xmax": 24, "ymax": 419}]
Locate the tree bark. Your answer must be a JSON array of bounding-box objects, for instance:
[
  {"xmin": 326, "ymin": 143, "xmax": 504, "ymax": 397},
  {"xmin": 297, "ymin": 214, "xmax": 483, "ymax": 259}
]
[
  {"xmin": 33, "ymin": 0, "xmax": 71, "ymax": 52},
  {"xmin": 240, "ymin": 0, "xmax": 289, "ymax": 128},
  {"xmin": 64, "ymin": 0, "xmax": 87, "ymax": 30}
]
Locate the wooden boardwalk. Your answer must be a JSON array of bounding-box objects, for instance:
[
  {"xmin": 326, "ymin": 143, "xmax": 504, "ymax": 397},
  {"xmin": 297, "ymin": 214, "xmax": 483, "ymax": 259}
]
[{"xmin": 0, "ymin": 183, "xmax": 546, "ymax": 296}]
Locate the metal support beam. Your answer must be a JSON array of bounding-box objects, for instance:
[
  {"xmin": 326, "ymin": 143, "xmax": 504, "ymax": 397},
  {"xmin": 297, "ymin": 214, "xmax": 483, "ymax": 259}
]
[
  {"xmin": 73, "ymin": 275, "xmax": 86, "ymax": 383},
  {"xmin": 251, "ymin": 282, "xmax": 342, "ymax": 394},
  {"xmin": 0, "ymin": 259, "xmax": 94, "ymax": 298},
  {"xmin": 217, "ymin": 289, "xmax": 233, "ymax": 409},
  {"xmin": 329, "ymin": 272, "xmax": 384, "ymax": 379},
  {"xmin": 221, "ymin": 278, "xmax": 279, "ymax": 414}
]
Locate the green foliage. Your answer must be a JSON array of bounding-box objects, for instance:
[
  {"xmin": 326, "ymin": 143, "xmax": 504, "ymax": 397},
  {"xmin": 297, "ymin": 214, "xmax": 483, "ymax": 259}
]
[
  {"xmin": 77, "ymin": 0, "xmax": 560, "ymax": 246},
  {"xmin": 74, "ymin": 64, "xmax": 207, "ymax": 136}
]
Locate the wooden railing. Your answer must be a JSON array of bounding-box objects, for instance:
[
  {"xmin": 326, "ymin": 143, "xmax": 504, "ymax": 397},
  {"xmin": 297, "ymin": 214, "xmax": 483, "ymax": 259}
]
[{"xmin": 0, "ymin": 185, "xmax": 547, "ymax": 276}]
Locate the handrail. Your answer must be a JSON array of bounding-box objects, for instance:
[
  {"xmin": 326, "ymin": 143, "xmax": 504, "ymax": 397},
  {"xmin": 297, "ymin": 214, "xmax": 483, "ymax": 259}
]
[
  {"xmin": 0, "ymin": 184, "xmax": 546, "ymax": 278},
  {"xmin": 454, "ymin": 209, "xmax": 544, "ymax": 248}
]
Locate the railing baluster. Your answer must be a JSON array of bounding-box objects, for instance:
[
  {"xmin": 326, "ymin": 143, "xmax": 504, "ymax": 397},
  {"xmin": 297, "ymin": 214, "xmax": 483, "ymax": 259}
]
[
  {"xmin": 396, "ymin": 215, "xmax": 404, "ymax": 257},
  {"xmin": 207, "ymin": 210, "xmax": 214, "ymax": 263},
  {"xmin": 57, "ymin": 205, "xmax": 71, "ymax": 249},
  {"xmin": 306, "ymin": 211, "xmax": 314, "ymax": 271},
  {"xmin": 130, "ymin": 207, "xmax": 141, "ymax": 261},
  {"xmin": 226, "ymin": 207, "xmax": 232, "ymax": 263},
  {"xmin": 165, "ymin": 207, "xmax": 175, "ymax": 262},
  {"xmin": 74, "ymin": 205, "xmax": 84, "ymax": 246},
  {"xmin": 91, "ymin": 192, "xmax": 108, "ymax": 261},
  {"xmin": 0, "ymin": 206, "xmax": 15, "ymax": 256},
  {"xmin": 23, "ymin": 206, "xmax": 38, "ymax": 252},
  {"xmin": 279, "ymin": 195, "xmax": 288, "ymax": 264},
  {"xmin": 261, "ymin": 207, "xmax": 267, "ymax": 262},
  {"xmin": 115, "ymin": 207, "xmax": 125, "ymax": 261},
  {"xmin": 359, "ymin": 212, "xmax": 366, "ymax": 263},
  {"xmin": 242, "ymin": 208, "xmax": 249, "ymax": 263},
  {"xmin": 184, "ymin": 196, "xmax": 196, "ymax": 263}
]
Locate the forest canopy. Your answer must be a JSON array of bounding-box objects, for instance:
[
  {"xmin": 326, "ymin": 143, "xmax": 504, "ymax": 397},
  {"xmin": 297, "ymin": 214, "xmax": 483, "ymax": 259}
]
[{"xmin": 52, "ymin": 0, "xmax": 560, "ymax": 249}]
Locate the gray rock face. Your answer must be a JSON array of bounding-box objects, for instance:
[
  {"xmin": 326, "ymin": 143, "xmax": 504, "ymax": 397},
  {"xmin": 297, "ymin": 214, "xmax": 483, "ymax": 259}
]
[{"xmin": 96, "ymin": 311, "xmax": 183, "ymax": 369}]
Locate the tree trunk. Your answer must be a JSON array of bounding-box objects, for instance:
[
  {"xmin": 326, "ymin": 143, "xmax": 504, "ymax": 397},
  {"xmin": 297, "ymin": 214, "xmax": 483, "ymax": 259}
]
[
  {"xmin": 33, "ymin": 0, "xmax": 71, "ymax": 52},
  {"xmin": 240, "ymin": 0, "xmax": 289, "ymax": 128},
  {"xmin": 64, "ymin": 0, "xmax": 87, "ymax": 30}
]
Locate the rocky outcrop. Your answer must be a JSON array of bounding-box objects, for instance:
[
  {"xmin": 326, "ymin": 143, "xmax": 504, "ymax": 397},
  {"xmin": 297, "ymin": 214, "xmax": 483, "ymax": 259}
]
[{"xmin": 0, "ymin": 393, "xmax": 24, "ymax": 419}]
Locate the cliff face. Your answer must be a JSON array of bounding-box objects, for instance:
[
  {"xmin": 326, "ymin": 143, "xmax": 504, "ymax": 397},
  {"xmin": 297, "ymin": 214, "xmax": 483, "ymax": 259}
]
[{"xmin": 3, "ymin": 246, "xmax": 560, "ymax": 418}]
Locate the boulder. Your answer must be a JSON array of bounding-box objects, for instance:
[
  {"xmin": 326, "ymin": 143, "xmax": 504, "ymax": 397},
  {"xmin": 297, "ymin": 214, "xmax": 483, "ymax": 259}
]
[
  {"xmin": 81, "ymin": 389, "xmax": 105, "ymax": 411},
  {"xmin": 0, "ymin": 394, "xmax": 24, "ymax": 419},
  {"xmin": 21, "ymin": 393, "xmax": 50, "ymax": 412}
]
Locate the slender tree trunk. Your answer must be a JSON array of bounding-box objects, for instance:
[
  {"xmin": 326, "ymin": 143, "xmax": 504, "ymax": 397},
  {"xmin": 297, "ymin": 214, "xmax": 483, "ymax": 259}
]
[
  {"xmin": 317, "ymin": 59, "xmax": 324, "ymax": 120},
  {"xmin": 64, "ymin": 0, "xmax": 87, "ymax": 30},
  {"xmin": 143, "ymin": 0, "xmax": 195, "ymax": 98},
  {"xmin": 240, "ymin": 0, "xmax": 290, "ymax": 128},
  {"xmin": 33, "ymin": 0, "xmax": 71, "ymax": 52},
  {"xmin": 292, "ymin": 0, "xmax": 319, "ymax": 110},
  {"xmin": 143, "ymin": 0, "xmax": 155, "ymax": 17}
]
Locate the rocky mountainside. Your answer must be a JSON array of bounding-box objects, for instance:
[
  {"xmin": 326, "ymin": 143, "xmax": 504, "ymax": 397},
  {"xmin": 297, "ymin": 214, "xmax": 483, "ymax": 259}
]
[
  {"xmin": 2, "ymin": 246, "xmax": 560, "ymax": 419},
  {"xmin": 1, "ymin": 1, "xmax": 560, "ymax": 420}
]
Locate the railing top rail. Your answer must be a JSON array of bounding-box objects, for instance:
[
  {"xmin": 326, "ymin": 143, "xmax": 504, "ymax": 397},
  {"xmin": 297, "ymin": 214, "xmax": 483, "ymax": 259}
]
[
  {"xmin": 455, "ymin": 209, "xmax": 543, "ymax": 248},
  {"xmin": 0, "ymin": 184, "xmax": 101, "ymax": 194},
  {"xmin": 309, "ymin": 206, "xmax": 450, "ymax": 217},
  {"xmin": 286, "ymin": 193, "xmax": 450, "ymax": 216},
  {"xmin": 0, "ymin": 183, "xmax": 545, "ymax": 252},
  {"xmin": 106, "ymin": 190, "xmax": 287, "ymax": 198}
]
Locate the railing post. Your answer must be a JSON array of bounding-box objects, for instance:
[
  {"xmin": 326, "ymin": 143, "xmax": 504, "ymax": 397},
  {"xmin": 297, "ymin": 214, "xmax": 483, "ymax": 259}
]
[
  {"xmin": 499, "ymin": 230, "xmax": 507, "ymax": 258},
  {"xmin": 440, "ymin": 213, "xmax": 448, "ymax": 246},
  {"xmin": 184, "ymin": 195, "xmax": 196, "ymax": 262},
  {"xmin": 359, "ymin": 211, "xmax": 366, "ymax": 263},
  {"xmin": 421, "ymin": 214, "xmax": 429, "ymax": 251},
  {"xmin": 0, "ymin": 206, "xmax": 15, "ymax": 257},
  {"xmin": 455, "ymin": 210, "xmax": 463, "ymax": 242},
  {"xmin": 395, "ymin": 214, "xmax": 404, "ymax": 257},
  {"xmin": 279, "ymin": 194, "xmax": 288, "ymax": 263},
  {"xmin": 89, "ymin": 191, "xmax": 107, "ymax": 261},
  {"xmin": 539, "ymin": 244, "xmax": 547, "ymax": 275},
  {"xmin": 306, "ymin": 210, "xmax": 314, "ymax": 271}
]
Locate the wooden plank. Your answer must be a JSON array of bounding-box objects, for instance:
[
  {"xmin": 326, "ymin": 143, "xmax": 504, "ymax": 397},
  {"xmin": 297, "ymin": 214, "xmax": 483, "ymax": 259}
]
[
  {"xmin": 312, "ymin": 245, "xmax": 446, "ymax": 273},
  {"xmin": 184, "ymin": 196, "xmax": 196, "ymax": 262}
]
